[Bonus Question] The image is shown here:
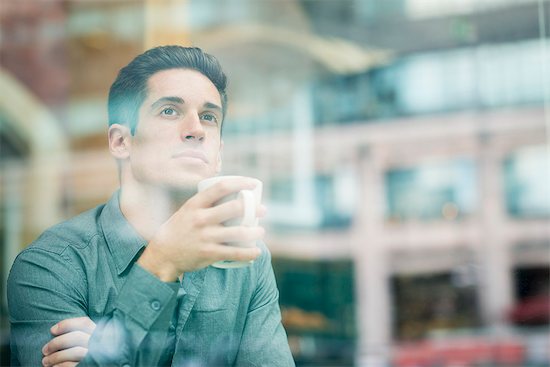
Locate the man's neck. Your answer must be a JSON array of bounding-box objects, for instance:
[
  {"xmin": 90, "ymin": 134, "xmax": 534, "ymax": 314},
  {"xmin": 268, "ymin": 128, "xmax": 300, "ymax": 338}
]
[{"xmin": 119, "ymin": 183, "xmax": 195, "ymax": 241}]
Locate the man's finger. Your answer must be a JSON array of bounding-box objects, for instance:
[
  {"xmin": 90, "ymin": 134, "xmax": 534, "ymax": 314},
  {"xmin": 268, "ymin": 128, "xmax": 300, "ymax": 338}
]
[
  {"xmin": 257, "ymin": 204, "xmax": 267, "ymax": 218},
  {"xmin": 207, "ymin": 243, "xmax": 262, "ymax": 263},
  {"xmin": 51, "ymin": 317, "xmax": 96, "ymax": 336},
  {"xmin": 42, "ymin": 346, "xmax": 87, "ymax": 367},
  {"xmin": 202, "ymin": 198, "xmax": 265, "ymax": 225},
  {"xmin": 204, "ymin": 226, "xmax": 265, "ymax": 243},
  {"xmin": 53, "ymin": 362, "xmax": 77, "ymax": 367},
  {"xmin": 191, "ymin": 177, "xmax": 258, "ymax": 208},
  {"xmin": 204, "ymin": 201, "xmax": 267, "ymax": 224},
  {"xmin": 43, "ymin": 331, "xmax": 90, "ymax": 356}
]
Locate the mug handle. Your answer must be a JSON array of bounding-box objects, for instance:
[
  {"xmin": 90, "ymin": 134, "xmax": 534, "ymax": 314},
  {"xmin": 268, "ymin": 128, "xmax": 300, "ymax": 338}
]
[{"xmin": 238, "ymin": 190, "xmax": 256, "ymax": 226}]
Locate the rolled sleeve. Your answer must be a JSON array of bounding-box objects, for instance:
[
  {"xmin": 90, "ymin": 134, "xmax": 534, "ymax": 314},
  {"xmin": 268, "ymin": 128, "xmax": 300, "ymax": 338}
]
[{"xmin": 84, "ymin": 264, "xmax": 179, "ymax": 366}]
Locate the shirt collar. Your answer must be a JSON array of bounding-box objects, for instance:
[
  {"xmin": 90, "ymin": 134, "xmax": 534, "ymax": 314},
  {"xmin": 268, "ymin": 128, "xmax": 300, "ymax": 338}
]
[{"xmin": 99, "ymin": 190, "xmax": 147, "ymax": 275}]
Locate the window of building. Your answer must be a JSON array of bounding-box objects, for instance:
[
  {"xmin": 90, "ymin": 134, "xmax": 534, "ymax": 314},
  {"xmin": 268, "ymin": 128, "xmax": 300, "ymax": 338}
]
[
  {"xmin": 272, "ymin": 258, "xmax": 356, "ymax": 365},
  {"xmin": 315, "ymin": 175, "xmax": 354, "ymax": 228},
  {"xmin": 385, "ymin": 159, "xmax": 477, "ymax": 222},
  {"xmin": 509, "ymin": 265, "xmax": 550, "ymax": 327},
  {"xmin": 504, "ymin": 145, "xmax": 550, "ymax": 218},
  {"xmin": 391, "ymin": 271, "xmax": 481, "ymax": 340},
  {"xmin": 309, "ymin": 39, "xmax": 548, "ymax": 127},
  {"xmin": 311, "ymin": 73, "xmax": 375, "ymax": 126},
  {"xmin": 268, "ymin": 173, "xmax": 356, "ymax": 229}
]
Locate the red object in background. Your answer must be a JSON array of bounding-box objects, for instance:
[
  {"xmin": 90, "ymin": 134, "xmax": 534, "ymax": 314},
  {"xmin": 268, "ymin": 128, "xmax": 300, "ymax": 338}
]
[
  {"xmin": 393, "ymin": 338, "xmax": 525, "ymax": 367},
  {"xmin": 393, "ymin": 342, "xmax": 434, "ymax": 367},
  {"xmin": 493, "ymin": 341, "xmax": 526, "ymax": 365},
  {"xmin": 508, "ymin": 295, "xmax": 550, "ymax": 325}
]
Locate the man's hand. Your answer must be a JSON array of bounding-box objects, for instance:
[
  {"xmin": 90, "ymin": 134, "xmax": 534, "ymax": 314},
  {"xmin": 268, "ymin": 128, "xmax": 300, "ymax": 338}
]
[
  {"xmin": 138, "ymin": 177, "xmax": 266, "ymax": 281},
  {"xmin": 42, "ymin": 317, "xmax": 96, "ymax": 367}
]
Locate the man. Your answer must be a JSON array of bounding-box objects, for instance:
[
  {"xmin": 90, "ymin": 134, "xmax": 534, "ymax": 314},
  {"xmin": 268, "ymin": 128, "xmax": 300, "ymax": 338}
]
[{"xmin": 8, "ymin": 46, "xmax": 295, "ymax": 366}]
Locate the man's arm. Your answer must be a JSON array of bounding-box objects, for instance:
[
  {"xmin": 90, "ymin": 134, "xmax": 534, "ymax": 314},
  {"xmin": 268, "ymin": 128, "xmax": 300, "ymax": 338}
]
[
  {"xmin": 8, "ymin": 247, "xmax": 91, "ymax": 367},
  {"xmin": 8, "ymin": 247, "xmax": 179, "ymax": 367},
  {"xmin": 42, "ymin": 317, "xmax": 96, "ymax": 367},
  {"xmin": 234, "ymin": 244, "xmax": 296, "ymax": 366}
]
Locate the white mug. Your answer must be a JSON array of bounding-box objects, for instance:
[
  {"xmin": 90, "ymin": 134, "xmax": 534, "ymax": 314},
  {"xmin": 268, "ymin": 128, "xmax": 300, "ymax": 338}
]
[{"xmin": 197, "ymin": 175, "xmax": 263, "ymax": 268}]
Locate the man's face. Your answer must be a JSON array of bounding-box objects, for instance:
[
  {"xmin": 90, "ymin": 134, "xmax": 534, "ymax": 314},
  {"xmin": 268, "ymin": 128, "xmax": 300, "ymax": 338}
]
[{"xmin": 125, "ymin": 68, "xmax": 223, "ymax": 191}]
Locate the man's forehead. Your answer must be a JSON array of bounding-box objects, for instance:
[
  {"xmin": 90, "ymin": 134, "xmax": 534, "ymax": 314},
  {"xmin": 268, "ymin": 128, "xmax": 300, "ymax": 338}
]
[{"xmin": 146, "ymin": 68, "xmax": 220, "ymax": 100}]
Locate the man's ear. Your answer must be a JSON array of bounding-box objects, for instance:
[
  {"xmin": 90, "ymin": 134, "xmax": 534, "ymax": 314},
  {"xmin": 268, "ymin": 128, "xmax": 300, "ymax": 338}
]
[
  {"xmin": 216, "ymin": 140, "xmax": 224, "ymax": 173},
  {"xmin": 108, "ymin": 124, "xmax": 131, "ymax": 160}
]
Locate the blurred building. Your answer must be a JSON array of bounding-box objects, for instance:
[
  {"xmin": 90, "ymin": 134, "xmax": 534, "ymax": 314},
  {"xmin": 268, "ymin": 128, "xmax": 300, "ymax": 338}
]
[{"xmin": 1, "ymin": 0, "xmax": 549, "ymax": 366}]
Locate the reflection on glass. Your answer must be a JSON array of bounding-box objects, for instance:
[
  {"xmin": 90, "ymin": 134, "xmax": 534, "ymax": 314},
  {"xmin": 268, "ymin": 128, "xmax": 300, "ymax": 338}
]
[
  {"xmin": 273, "ymin": 259, "xmax": 355, "ymax": 365},
  {"xmin": 385, "ymin": 159, "xmax": 477, "ymax": 222},
  {"xmin": 310, "ymin": 39, "xmax": 549, "ymax": 127},
  {"xmin": 391, "ymin": 272, "xmax": 481, "ymax": 341},
  {"xmin": 268, "ymin": 173, "xmax": 356, "ymax": 229},
  {"xmin": 504, "ymin": 145, "xmax": 550, "ymax": 218}
]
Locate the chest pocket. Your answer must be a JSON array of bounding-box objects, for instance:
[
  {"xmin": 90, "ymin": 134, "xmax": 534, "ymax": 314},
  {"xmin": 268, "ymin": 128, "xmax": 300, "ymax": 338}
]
[{"xmin": 183, "ymin": 268, "xmax": 248, "ymax": 333}]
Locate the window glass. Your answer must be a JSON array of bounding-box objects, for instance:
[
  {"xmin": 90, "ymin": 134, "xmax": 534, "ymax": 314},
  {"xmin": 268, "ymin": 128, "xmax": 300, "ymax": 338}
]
[
  {"xmin": 386, "ymin": 159, "xmax": 477, "ymax": 221},
  {"xmin": 392, "ymin": 272, "xmax": 481, "ymax": 340},
  {"xmin": 273, "ymin": 259, "xmax": 356, "ymax": 364},
  {"xmin": 504, "ymin": 145, "xmax": 550, "ymax": 218}
]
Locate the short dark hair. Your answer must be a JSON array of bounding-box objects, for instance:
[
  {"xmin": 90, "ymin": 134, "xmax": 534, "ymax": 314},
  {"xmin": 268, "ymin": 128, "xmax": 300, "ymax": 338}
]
[{"xmin": 108, "ymin": 45, "xmax": 228, "ymax": 134}]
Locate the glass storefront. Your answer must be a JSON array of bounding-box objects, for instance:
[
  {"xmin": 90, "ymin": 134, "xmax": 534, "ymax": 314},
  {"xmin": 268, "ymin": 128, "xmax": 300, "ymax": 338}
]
[
  {"xmin": 391, "ymin": 271, "xmax": 481, "ymax": 340},
  {"xmin": 272, "ymin": 259, "xmax": 356, "ymax": 366}
]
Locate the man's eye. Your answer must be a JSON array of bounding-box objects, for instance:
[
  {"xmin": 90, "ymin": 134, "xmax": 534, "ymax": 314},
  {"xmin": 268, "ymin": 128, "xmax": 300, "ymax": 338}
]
[
  {"xmin": 200, "ymin": 113, "xmax": 218, "ymax": 124},
  {"xmin": 160, "ymin": 107, "xmax": 178, "ymax": 116}
]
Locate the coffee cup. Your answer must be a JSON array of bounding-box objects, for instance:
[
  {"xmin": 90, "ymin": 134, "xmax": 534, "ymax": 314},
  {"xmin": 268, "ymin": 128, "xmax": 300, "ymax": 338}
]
[{"xmin": 197, "ymin": 175, "xmax": 263, "ymax": 268}]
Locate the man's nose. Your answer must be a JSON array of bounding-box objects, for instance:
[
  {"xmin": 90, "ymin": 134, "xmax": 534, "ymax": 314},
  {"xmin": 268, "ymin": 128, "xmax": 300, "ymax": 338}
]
[{"xmin": 180, "ymin": 112, "xmax": 205, "ymax": 142}]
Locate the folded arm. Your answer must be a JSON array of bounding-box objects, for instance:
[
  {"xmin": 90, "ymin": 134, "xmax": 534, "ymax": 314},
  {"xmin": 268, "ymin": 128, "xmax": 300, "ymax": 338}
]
[
  {"xmin": 41, "ymin": 317, "xmax": 96, "ymax": 367},
  {"xmin": 8, "ymin": 248, "xmax": 179, "ymax": 367}
]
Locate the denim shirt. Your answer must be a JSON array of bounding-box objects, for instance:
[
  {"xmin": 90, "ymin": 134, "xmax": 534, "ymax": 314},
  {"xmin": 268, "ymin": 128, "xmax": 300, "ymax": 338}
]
[{"xmin": 8, "ymin": 191, "xmax": 295, "ymax": 366}]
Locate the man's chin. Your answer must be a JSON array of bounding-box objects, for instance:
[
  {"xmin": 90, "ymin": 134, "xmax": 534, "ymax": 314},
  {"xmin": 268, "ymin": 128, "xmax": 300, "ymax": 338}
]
[{"xmin": 163, "ymin": 174, "xmax": 216, "ymax": 195}]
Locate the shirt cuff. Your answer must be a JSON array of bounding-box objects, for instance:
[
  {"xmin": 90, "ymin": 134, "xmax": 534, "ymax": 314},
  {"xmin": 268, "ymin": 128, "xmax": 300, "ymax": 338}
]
[{"xmin": 114, "ymin": 264, "xmax": 179, "ymax": 330}]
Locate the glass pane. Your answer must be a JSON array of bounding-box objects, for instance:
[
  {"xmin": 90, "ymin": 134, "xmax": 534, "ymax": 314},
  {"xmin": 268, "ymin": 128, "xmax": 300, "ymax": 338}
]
[
  {"xmin": 504, "ymin": 145, "xmax": 550, "ymax": 218},
  {"xmin": 386, "ymin": 159, "xmax": 477, "ymax": 221}
]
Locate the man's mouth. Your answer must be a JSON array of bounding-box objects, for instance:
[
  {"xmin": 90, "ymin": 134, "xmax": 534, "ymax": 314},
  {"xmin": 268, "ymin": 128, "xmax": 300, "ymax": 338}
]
[{"xmin": 172, "ymin": 150, "xmax": 209, "ymax": 163}]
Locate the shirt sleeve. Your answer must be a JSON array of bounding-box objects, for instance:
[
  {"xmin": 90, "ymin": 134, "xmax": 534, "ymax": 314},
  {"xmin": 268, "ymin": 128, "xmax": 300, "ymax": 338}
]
[
  {"xmin": 234, "ymin": 245, "xmax": 296, "ymax": 366},
  {"xmin": 7, "ymin": 247, "xmax": 179, "ymax": 367}
]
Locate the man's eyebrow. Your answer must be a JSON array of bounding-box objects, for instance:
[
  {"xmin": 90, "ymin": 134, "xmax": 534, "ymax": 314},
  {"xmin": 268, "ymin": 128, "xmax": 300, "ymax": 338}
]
[
  {"xmin": 150, "ymin": 96, "xmax": 184, "ymax": 110},
  {"xmin": 204, "ymin": 102, "xmax": 222, "ymax": 113}
]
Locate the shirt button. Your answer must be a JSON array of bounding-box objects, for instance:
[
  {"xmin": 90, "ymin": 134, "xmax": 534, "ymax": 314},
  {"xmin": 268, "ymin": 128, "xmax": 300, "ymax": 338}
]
[
  {"xmin": 151, "ymin": 300, "xmax": 161, "ymax": 311},
  {"xmin": 122, "ymin": 364, "xmax": 131, "ymax": 367}
]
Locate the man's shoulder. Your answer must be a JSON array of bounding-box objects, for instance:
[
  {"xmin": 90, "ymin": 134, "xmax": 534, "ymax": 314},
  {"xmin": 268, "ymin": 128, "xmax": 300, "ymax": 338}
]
[{"xmin": 27, "ymin": 202, "xmax": 107, "ymax": 256}]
